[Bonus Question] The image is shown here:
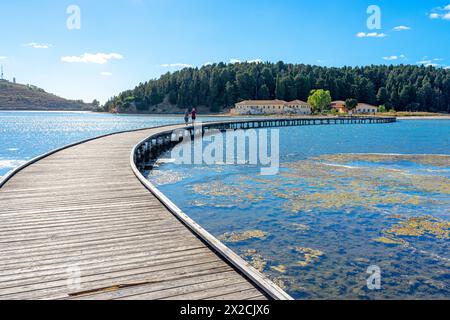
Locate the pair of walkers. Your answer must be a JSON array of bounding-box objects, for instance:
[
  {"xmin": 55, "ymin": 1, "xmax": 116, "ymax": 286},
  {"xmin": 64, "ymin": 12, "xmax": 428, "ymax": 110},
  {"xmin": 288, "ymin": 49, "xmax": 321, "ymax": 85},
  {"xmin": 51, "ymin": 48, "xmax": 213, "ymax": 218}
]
[{"xmin": 184, "ymin": 108, "xmax": 197, "ymax": 125}]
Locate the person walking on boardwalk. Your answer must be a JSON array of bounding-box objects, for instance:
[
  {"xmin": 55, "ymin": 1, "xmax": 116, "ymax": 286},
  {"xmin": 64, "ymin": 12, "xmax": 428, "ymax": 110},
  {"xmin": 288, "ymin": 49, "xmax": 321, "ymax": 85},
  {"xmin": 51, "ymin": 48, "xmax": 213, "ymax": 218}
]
[
  {"xmin": 191, "ymin": 108, "xmax": 197, "ymax": 124},
  {"xmin": 184, "ymin": 109, "xmax": 190, "ymax": 126}
]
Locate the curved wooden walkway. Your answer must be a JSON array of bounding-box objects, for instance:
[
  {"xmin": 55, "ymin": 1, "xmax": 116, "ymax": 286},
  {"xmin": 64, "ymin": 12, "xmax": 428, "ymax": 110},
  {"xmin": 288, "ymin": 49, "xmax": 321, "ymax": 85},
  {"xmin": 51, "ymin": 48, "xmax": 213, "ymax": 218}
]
[
  {"xmin": 0, "ymin": 117, "xmax": 396, "ymax": 300},
  {"xmin": 0, "ymin": 125, "xmax": 272, "ymax": 300}
]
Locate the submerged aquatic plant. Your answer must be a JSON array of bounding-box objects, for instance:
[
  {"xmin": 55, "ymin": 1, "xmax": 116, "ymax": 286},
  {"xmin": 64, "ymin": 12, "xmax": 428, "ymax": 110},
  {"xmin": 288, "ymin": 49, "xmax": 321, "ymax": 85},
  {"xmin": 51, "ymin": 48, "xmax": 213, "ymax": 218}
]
[
  {"xmin": 271, "ymin": 265, "xmax": 287, "ymax": 273},
  {"xmin": 218, "ymin": 230, "xmax": 268, "ymax": 243},
  {"xmin": 294, "ymin": 246, "xmax": 325, "ymax": 267},
  {"xmin": 291, "ymin": 223, "xmax": 310, "ymax": 232},
  {"xmin": 386, "ymin": 216, "xmax": 450, "ymax": 240},
  {"xmin": 241, "ymin": 249, "xmax": 267, "ymax": 273},
  {"xmin": 373, "ymin": 236, "xmax": 406, "ymax": 246},
  {"xmin": 374, "ymin": 215, "xmax": 450, "ymax": 249},
  {"xmin": 312, "ymin": 153, "xmax": 450, "ymax": 168},
  {"xmin": 148, "ymin": 169, "xmax": 191, "ymax": 185}
]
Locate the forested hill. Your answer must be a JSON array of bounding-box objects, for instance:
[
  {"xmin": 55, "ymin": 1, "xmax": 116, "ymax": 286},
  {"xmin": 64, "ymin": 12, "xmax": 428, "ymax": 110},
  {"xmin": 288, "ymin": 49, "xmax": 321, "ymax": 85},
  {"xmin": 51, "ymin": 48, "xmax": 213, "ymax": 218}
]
[
  {"xmin": 105, "ymin": 62, "xmax": 450, "ymax": 113},
  {"xmin": 0, "ymin": 81, "xmax": 93, "ymax": 111}
]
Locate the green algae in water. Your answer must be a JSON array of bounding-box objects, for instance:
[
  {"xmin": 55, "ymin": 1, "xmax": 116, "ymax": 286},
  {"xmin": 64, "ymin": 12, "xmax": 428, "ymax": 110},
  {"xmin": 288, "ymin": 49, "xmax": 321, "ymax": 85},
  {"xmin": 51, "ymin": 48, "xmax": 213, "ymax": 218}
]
[
  {"xmin": 294, "ymin": 246, "xmax": 325, "ymax": 267},
  {"xmin": 313, "ymin": 153, "xmax": 450, "ymax": 168},
  {"xmin": 373, "ymin": 237, "xmax": 406, "ymax": 246},
  {"xmin": 241, "ymin": 249, "xmax": 267, "ymax": 273},
  {"xmin": 150, "ymin": 151, "xmax": 450, "ymax": 299},
  {"xmin": 219, "ymin": 230, "xmax": 268, "ymax": 243},
  {"xmin": 386, "ymin": 216, "xmax": 450, "ymax": 240}
]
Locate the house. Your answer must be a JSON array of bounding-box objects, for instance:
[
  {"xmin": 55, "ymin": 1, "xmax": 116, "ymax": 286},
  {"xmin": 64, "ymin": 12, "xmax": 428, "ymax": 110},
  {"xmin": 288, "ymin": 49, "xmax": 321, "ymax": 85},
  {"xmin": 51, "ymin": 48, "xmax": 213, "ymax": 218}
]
[
  {"xmin": 232, "ymin": 100, "xmax": 311, "ymax": 115},
  {"xmin": 330, "ymin": 101, "xmax": 347, "ymax": 114},
  {"xmin": 284, "ymin": 100, "xmax": 312, "ymax": 114},
  {"xmin": 355, "ymin": 103, "xmax": 378, "ymax": 114}
]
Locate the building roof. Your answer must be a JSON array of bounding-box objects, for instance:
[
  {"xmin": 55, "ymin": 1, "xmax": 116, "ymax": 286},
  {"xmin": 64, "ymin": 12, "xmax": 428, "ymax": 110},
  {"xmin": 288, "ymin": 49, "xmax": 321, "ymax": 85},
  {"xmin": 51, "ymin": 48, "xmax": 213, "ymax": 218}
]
[
  {"xmin": 285, "ymin": 100, "xmax": 309, "ymax": 105},
  {"xmin": 330, "ymin": 100, "xmax": 346, "ymax": 105},
  {"xmin": 236, "ymin": 100, "xmax": 310, "ymax": 107},
  {"xmin": 357, "ymin": 103, "xmax": 377, "ymax": 108},
  {"xmin": 236, "ymin": 100, "xmax": 286, "ymax": 106}
]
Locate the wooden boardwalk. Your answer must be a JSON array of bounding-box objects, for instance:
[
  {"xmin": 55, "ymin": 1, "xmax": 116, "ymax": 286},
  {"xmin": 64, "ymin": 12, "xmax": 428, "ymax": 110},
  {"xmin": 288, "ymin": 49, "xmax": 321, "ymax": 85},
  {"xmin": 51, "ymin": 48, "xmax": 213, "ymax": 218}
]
[{"xmin": 0, "ymin": 125, "xmax": 275, "ymax": 300}]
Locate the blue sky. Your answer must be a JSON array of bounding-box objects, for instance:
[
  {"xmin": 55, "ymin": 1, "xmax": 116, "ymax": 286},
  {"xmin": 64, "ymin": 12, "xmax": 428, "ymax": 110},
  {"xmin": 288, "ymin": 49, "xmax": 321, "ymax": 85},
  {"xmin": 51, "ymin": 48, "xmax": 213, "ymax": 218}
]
[{"xmin": 0, "ymin": 0, "xmax": 449, "ymax": 103}]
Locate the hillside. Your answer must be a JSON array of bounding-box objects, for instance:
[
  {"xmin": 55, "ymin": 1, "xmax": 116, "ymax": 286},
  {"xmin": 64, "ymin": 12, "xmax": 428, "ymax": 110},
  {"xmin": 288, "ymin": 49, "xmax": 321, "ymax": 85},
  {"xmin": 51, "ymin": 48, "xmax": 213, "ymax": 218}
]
[
  {"xmin": 105, "ymin": 62, "xmax": 450, "ymax": 114},
  {"xmin": 0, "ymin": 80, "xmax": 93, "ymax": 111}
]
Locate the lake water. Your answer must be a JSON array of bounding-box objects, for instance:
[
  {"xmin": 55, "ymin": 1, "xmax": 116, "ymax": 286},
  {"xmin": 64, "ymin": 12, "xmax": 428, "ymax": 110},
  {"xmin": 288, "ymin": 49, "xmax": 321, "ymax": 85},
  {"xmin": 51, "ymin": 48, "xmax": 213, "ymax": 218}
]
[
  {"xmin": 1, "ymin": 112, "xmax": 449, "ymax": 299},
  {"xmin": 0, "ymin": 111, "xmax": 227, "ymax": 177},
  {"xmin": 149, "ymin": 120, "xmax": 450, "ymax": 300}
]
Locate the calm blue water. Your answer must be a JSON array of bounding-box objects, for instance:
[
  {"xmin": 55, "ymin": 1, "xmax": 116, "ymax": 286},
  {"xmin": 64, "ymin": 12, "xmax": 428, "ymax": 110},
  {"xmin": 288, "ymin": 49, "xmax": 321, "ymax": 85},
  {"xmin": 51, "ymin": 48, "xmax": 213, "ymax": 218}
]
[
  {"xmin": 150, "ymin": 120, "xmax": 450, "ymax": 300},
  {"xmin": 0, "ymin": 111, "xmax": 229, "ymax": 177}
]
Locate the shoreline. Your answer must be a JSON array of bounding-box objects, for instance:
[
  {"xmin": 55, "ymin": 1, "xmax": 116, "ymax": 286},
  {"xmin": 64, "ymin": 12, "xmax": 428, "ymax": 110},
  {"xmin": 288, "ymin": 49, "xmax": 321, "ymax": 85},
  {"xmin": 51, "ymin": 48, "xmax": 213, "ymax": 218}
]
[
  {"xmin": 397, "ymin": 116, "xmax": 450, "ymax": 120},
  {"xmin": 2, "ymin": 109, "xmax": 450, "ymax": 120}
]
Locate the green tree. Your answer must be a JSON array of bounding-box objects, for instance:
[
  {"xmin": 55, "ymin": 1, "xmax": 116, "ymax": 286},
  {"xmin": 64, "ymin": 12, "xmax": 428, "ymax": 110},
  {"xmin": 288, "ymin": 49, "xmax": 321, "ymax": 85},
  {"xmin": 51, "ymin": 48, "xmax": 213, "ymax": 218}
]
[
  {"xmin": 307, "ymin": 89, "xmax": 332, "ymax": 113},
  {"xmin": 399, "ymin": 85, "xmax": 411, "ymax": 108},
  {"xmin": 294, "ymin": 74, "xmax": 311, "ymax": 101},
  {"xmin": 258, "ymin": 84, "xmax": 270, "ymax": 100},
  {"xmin": 345, "ymin": 98, "xmax": 358, "ymax": 111},
  {"xmin": 91, "ymin": 99, "xmax": 100, "ymax": 110},
  {"xmin": 275, "ymin": 75, "xmax": 285, "ymax": 100},
  {"xmin": 225, "ymin": 81, "xmax": 237, "ymax": 107},
  {"xmin": 376, "ymin": 87, "xmax": 388, "ymax": 105}
]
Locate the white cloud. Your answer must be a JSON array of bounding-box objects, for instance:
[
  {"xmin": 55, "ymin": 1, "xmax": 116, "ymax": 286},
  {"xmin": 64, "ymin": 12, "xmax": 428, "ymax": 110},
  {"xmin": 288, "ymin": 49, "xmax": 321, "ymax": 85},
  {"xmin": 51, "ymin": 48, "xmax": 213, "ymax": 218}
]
[
  {"xmin": 417, "ymin": 60, "xmax": 438, "ymax": 67},
  {"xmin": 100, "ymin": 72, "xmax": 113, "ymax": 76},
  {"xmin": 61, "ymin": 53, "xmax": 124, "ymax": 64},
  {"xmin": 24, "ymin": 42, "xmax": 51, "ymax": 49},
  {"xmin": 356, "ymin": 32, "xmax": 387, "ymax": 38},
  {"xmin": 429, "ymin": 4, "xmax": 450, "ymax": 20},
  {"xmin": 0, "ymin": 56, "xmax": 6, "ymax": 60},
  {"xmin": 445, "ymin": 66, "xmax": 450, "ymax": 70},
  {"xmin": 229, "ymin": 58, "xmax": 262, "ymax": 64},
  {"xmin": 160, "ymin": 63, "xmax": 193, "ymax": 68},
  {"xmin": 429, "ymin": 13, "xmax": 440, "ymax": 19},
  {"xmin": 393, "ymin": 26, "xmax": 411, "ymax": 31},
  {"xmin": 383, "ymin": 54, "xmax": 407, "ymax": 61},
  {"xmin": 417, "ymin": 56, "xmax": 445, "ymax": 67}
]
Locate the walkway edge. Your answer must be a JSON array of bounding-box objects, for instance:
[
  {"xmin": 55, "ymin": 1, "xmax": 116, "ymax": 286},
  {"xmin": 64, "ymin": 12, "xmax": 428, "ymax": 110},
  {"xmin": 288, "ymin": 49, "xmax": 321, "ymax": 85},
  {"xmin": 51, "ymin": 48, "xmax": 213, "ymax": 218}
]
[{"xmin": 130, "ymin": 130, "xmax": 294, "ymax": 301}]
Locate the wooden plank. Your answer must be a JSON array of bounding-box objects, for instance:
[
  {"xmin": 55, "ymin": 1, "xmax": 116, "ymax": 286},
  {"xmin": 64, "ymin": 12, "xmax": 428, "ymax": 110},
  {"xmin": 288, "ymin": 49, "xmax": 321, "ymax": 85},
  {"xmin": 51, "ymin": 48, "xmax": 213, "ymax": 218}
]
[
  {"xmin": 0, "ymin": 237, "xmax": 204, "ymax": 271},
  {"xmin": 0, "ymin": 249, "xmax": 218, "ymax": 290},
  {"xmin": 2, "ymin": 262, "xmax": 236, "ymax": 300},
  {"xmin": 68, "ymin": 270, "xmax": 241, "ymax": 300}
]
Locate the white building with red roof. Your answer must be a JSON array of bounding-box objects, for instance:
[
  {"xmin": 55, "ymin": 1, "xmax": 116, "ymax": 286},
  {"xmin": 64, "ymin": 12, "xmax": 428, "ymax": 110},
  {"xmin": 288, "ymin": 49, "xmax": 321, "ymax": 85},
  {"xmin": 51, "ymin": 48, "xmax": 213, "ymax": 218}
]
[{"xmin": 232, "ymin": 100, "xmax": 311, "ymax": 115}]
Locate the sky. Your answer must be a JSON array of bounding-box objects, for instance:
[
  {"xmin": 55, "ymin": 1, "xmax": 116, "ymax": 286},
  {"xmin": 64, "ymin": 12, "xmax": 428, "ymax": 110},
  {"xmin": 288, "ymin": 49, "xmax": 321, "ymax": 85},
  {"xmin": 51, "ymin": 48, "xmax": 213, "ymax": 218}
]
[{"xmin": 0, "ymin": 0, "xmax": 449, "ymax": 103}]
